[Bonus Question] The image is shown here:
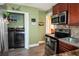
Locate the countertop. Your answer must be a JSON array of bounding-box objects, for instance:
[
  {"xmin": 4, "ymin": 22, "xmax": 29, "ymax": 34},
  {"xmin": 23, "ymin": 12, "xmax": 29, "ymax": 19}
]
[
  {"xmin": 45, "ymin": 34, "xmax": 57, "ymax": 38},
  {"xmin": 58, "ymin": 37, "xmax": 79, "ymax": 48}
]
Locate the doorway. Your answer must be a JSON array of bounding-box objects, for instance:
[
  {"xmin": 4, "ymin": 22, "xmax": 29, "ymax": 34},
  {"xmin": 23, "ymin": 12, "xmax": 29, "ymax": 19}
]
[
  {"xmin": 46, "ymin": 12, "xmax": 56, "ymax": 34},
  {"xmin": 6, "ymin": 10, "xmax": 29, "ymax": 49},
  {"xmin": 46, "ymin": 12, "xmax": 52, "ymax": 34}
]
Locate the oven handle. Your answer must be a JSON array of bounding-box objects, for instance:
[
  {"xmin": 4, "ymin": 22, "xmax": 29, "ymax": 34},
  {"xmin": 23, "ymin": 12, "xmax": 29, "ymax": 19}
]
[{"xmin": 51, "ymin": 39, "xmax": 57, "ymax": 42}]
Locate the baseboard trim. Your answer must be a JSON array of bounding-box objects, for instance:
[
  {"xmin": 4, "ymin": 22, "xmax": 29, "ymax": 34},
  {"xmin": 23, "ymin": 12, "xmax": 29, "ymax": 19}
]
[
  {"xmin": 39, "ymin": 41, "xmax": 45, "ymax": 44},
  {"xmin": 29, "ymin": 43, "xmax": 39, "ymax": 48},
  {"xmin": 29, "ymin": 41, "xmax": 45, "ymax": 48}
]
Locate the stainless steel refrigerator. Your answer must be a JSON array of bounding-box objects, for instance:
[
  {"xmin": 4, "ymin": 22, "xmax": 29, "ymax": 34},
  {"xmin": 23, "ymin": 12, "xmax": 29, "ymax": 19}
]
[{"xmin": 0, "ymin": 9, "xmax": 8, "ymax": 56}]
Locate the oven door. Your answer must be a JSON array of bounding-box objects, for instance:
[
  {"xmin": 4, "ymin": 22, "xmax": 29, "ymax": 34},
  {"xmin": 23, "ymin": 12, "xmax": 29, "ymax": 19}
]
[
  {"xmin": 45, "ymin": 36, "xmax": 58, "ymax": 54},
  {"xmin": 45, "ymin": 37, "xmax": 51, "ymax": 46},
  {"xmin": 50, "ymin": 39, "xmax": 57, "ymax": 54}
]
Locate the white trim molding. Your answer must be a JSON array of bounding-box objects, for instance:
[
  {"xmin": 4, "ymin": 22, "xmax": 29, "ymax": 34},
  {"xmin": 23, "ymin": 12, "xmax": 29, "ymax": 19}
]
[
  {"xmin": 6, "ymin": 10, "xmax": 26, "ymax": 14},
  {"xmin": 39, "ymin": 41, "xmax": 45, "ymax": 44},
  {"xmin": 29, "ymin": 41, "xmax": 45, "ymax": 48},
  {"xmin": 6, "ymin": 10, "xmax": 29, "ymax": 49},
  {"xmin": 29, "ymin": 43, "xmax": 39, "ymax": 48}
]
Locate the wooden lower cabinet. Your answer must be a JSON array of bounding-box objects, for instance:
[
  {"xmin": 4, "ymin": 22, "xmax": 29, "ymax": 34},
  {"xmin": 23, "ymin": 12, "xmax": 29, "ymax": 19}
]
[
  {"xmin": 45, "ymin": 41, "xmax": 78, "ymax": 56},
  {"xmin": 58, "ymin": 41, "xmax": 78, "ymax": 53}
]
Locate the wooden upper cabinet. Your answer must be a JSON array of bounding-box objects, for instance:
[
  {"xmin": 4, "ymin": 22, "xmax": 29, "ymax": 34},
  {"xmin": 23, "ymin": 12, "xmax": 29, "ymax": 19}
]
[
  {"xmin": 53, "ymin": 4, "xmax": 59, "ymax": 15},
  {"xmin": 58, "ymin": 3, "xmax": 68, "ymax": 13},
  {"xmin": 53, "ymin": 3, "xmax": 68, "ymax": 15},
  {"xmin": 68, "ymin": 3, "xmax": 79, "ymax": 26},
  {"xmin": 53, "ymin": 3, "xmax": 79, "ymax": 26}
]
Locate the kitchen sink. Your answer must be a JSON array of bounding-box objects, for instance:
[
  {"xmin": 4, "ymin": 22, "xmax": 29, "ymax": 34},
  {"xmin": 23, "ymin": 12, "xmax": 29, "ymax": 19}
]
[{"xmin": 64, "ymin": 37, "xmax": 79, "ymax": 43}]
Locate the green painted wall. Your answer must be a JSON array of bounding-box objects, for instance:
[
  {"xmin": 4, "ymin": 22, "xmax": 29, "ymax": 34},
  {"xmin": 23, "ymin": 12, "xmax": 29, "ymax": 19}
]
[
  {"xmin": 39, "ymin": 11, "xmax": 46, "ymax": 41},
  {"xmin": 8, "ymin": 13, "xmax": 24, "ymax": 28},
  {"xmin": 5, "ymin": 3, "xmax": 46, "ymax": 44}
]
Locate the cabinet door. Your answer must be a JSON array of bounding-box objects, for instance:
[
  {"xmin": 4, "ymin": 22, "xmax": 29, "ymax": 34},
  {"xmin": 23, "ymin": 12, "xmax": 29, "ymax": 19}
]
[
  {"xmin": 53, "ymin": 4, "xmax": 59, "ymax": 15},
  {"xmin": 58, "ymin": 41, "xmax": 78, "ymax": 53},
  {"xmin": 58, "ymin": 3, "xmax": 68, "ymax": 13},
  {"xmin": 68, "ymin": 3, "xmax": 79, "ymax": 26},
  {"xmin": 53, "ymin": 3, "xmax": 68, "ymax": 15}
]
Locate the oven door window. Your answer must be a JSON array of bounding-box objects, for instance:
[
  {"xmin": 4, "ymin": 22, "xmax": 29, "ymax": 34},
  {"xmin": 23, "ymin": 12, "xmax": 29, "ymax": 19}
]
[
  {"xmin": 46, "ymin": 37, "xmax": 50, "ymax": 45},
  {"xmin": 50, "ymin": 39, "xmax": 57, "ymax": 51}
]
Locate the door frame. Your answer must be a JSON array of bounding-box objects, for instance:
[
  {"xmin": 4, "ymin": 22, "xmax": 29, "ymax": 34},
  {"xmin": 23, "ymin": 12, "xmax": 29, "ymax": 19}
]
[
  {"xmin": 45, "ymin": 12, "xmax": 52, "ymax": 34},
  {"xmin": 6, "ymin": 10, "xmax": 29, "ymax": 49}
]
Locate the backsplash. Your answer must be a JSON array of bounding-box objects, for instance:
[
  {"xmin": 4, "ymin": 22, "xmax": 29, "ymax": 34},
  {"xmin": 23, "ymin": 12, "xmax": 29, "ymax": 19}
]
[
  {"xmin": 55, "ymin": 25, "xmax": 79, "ymax": 38},
  {"xmin": 56, "ymin": 25, "xmax": 69, "ymax": 29},
  {"xmin": 70, "ymin": 26, "xmax": 79, "ymax": 38}
]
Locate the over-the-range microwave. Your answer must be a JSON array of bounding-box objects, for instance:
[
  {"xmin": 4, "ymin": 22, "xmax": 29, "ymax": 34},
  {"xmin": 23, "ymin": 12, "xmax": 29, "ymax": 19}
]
[
  {"xmin": 59, "ymin": 11, "xmax": 68, "ymax": 24},
  {"xmin": 51, "ymin": 11, "xmax": 68, "ymax": 24}
]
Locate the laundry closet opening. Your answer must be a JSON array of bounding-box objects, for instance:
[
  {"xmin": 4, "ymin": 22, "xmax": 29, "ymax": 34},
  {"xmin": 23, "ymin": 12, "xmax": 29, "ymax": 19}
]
[{"xmin": 7, "ymin": 10, "xmax": 29, "ymax": 49}]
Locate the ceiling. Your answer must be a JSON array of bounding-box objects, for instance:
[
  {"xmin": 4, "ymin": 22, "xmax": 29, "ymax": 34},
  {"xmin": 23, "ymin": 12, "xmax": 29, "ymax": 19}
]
[{"xmin": 16, "ymin": 3, "xmax": 57, "ymax": 11}]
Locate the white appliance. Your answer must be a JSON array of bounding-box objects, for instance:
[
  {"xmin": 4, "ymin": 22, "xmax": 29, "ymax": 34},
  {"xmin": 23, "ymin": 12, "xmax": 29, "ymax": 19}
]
[{"xmin": 0, "ymin": 9, "xmax": 8, "ymax": 56}]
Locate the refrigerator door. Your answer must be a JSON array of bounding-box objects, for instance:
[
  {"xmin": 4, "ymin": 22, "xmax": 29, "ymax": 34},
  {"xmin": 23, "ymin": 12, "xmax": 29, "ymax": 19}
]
[
  {"xmin": 0, "ymin": 10, "xmax": 8, "ymax": 56},
  {"xmin": 0, "ymin": 8, "xmax": 4, "ymax": 55},
  {"xmin": 1, "ymin": 20, "xmax": 8, "ymax": 55}
]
